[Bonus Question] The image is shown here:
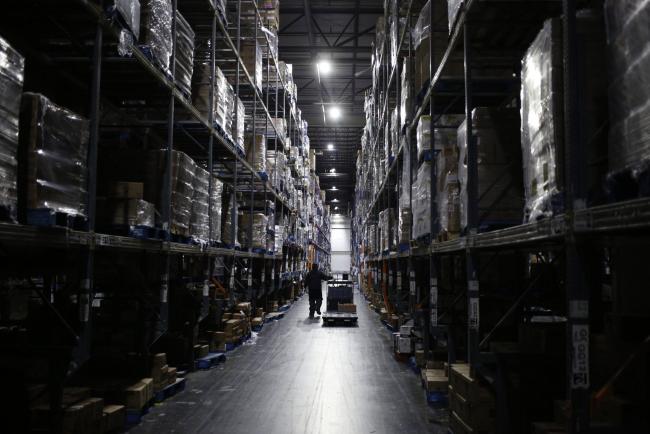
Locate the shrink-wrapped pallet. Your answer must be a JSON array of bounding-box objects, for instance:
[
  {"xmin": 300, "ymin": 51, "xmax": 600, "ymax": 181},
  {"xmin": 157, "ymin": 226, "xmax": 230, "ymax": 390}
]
[
  {"xmin": 175, "ymin": 10, "xmax": 195, "ymax": 98},
  {"xmin": 411, "ymin": 162, "xmax": 432, "ymax": 239},
  {"xmin": 239, "ymin": 212, "xmax": 268, "ymax": 250},
  {"xmin": 245, "ymin": 134, "xmax": 266, "ymax": 173},
  {"xmin": 141, "ymin": 0, "xmax": 173, "ymax": 73},
  {"xmin": 190, "ymin": 166, "xmax": 210, "ymax": 241},
  {"xmin": 19, "ymin": 93, "xmax": 89, "ymax": 217},
  {"xmin": 458, "ymin": 108, "xmax": 522, "ymax": 233},
  {"xmin": 210, "ymin": 176, "xmax": 223, "ymax": 242},
  {"xmin": 521, "ymin": 14, "xmax": 607, "ymax": 220},
  {"xmin": 0, "ymin": 36, "xmax": 24, "ymax": 221},
  {"xmin": 605, "ymin": 0, "xmax": 650, "ymax": 183},
  {"xmin": 145, "ymin": 150, "xmax": 195, "ymax": 236}
]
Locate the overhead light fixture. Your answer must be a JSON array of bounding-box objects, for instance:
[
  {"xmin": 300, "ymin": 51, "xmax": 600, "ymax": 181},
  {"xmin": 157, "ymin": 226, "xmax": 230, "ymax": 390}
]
[
  {"xmin": 317, "ymin": 59, "xmax": 332, "ymax": 75},
  {"xmin": 332, "ymin": 199, "xmax": 339, "ymax": 203},
  {"xmin": 335, "ymin": 206, "xmax": 339, "ymax": 211},
  {"xmin": 330, "ymin": 168, "xmax": 336, "ymax": 173},
  {"xmin": 327, "ymin": 143, "xmax": 334, "ymax": 151},
  {"xmin": 328, "ymin": 105, "xmax": 342, "ymax": 121},
  {"xmin": 331, "ymin": 186, "xmax": 337, "ymax": 191}
]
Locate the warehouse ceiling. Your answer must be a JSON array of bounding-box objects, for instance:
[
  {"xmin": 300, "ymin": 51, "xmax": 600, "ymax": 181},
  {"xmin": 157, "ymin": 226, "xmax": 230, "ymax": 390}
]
[{"xmin": 278, "ymin": 0, "xmax": 381, "ymax": 213}]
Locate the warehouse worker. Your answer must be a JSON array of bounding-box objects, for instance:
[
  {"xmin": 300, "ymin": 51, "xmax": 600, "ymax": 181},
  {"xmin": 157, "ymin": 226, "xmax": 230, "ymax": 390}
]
[{"xmin": 303, "ymin": 263, "xmax": 332, "ymax": 319}]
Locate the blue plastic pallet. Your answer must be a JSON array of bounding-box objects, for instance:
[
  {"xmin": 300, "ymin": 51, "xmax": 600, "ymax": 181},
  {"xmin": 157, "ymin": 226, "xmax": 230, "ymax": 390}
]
[
  {"xmin": 125, "ymin": 398, "xmax": 155, "ymax": 426},
  {"xmin": 425, "ymin": 391, "xmax": 448, "ymax": 407},
  {"xmin": 27, "ymin": 208, "xmax": 88, "ymax": 230},
  {"xmin": 154, "ymin": 377, "xmax": 187, "ymax": 402},
  {"xmin": 278, "ymin": 303, "xmax": 291, "ymax": 312},
  {"xmin": 196, "ymin": 352, "xmax": 226, "ymax": 370},
  {"xmin": 252, "ymin": 323, "xmax": 263, "ymax": 332},
  {"xmin": 381, "ymin": 319, "xmax": 397, "ymax": 333}
]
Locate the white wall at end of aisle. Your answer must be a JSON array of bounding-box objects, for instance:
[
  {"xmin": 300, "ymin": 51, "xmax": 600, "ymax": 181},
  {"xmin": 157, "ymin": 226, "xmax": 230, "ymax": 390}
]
[{"xmin": 331, "ymin": 215, "xmax": 351, "ymax": 273}]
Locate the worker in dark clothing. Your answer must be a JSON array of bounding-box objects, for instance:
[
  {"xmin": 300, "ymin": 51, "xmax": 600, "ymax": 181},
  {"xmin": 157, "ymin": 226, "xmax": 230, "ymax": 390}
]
[{"xmin": 303, "ymin": 263, "xmax": 332, "ymax": 318}]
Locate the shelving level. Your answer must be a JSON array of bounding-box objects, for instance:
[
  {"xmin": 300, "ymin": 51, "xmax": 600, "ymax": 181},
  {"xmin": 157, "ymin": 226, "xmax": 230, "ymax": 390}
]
[
  {"xmin": 0, "ymin": 0, "xmax": 330, "ymax": 431},
  {"xmin": 354, "ymin": 0, "xmax": 650, "ymax": 433}
]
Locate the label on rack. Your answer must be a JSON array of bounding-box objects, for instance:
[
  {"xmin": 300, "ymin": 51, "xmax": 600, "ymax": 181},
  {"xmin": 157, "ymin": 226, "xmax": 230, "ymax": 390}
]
[
  {"xmin": 430, "ymin": 307, "xmax": 438, "ymax": 327},
  {"xmin": 468, "ymin": 280, "xmax": 479, "ymax": 292},
  {"xmin": 229, "ymin": 274, "xmax": 235, "ymax": 289},
  {"xmin": 571, "ymin": 324, "xmax": 590, "ymax": 389},
  {"xmin": 97, "ymin": 234, "xmax": 110, "ymax": 246},
  {"xmin": 430, "ymin": 278, "xmax": 438, "ymax": 304},
  {"xmin": 248, "ymin": 273, "xmax": 252, "ymax": 287},
  {"xmin": 396, "ymin": 271, "xmax": 402, "ymax": 290},
  {"xmin": 160, "ymin": 274, "xmax": 169, "ymax": 303},
  {"xmin": 203, "ymin": 281, "xmax": 209, "ymax": 297},
  {"xmin": 80, "ymin": 294, "xmax": 90, "ymax": 323},
  {"xmin": 469, "ymin": 297, "xmax": 479, "ymax": 330},
  {"xmin": 409, "ymin": 270, "xmax": 415, "ymax": 295},
  {"xmin": 389, "ymin": 271, "xmax": 393, "ymax": 286},
  {"xmin": 261, "ymin": 273, "xmax": 265, "ymax": 284}
]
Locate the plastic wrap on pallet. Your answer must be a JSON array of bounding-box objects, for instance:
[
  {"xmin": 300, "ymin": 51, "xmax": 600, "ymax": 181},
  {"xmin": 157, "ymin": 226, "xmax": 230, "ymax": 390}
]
[
  {"xmin": 261, "ymin": 26, "xmax": 278, "ymax": 60},
  {"xmin": 411, "ymin": 162, "xmax": 432, "ymax": 239},
  {"xmin": 145, "ymin": 149, "xmax": 195, "ymax": 236},
  {"xmin": 141, "ymin": 0, "xmax": 173, "ymax": 73},
  {"xmin": 274, "ymin": 224, "xmax": 284, "ymax": 251},
  {"xmin": 417, "ymin": 114, "xmax": 464, "ymax": 161},
  {"xmin": 215, "ymin": 66, "xmax": 234, "ymax": 132},
  {"xmin": 19, "ymin": 93, "xmax": 89, "ymax": 217},
  {"xmin": 112, "ymin": 0, "xmax": 141, "ymax": 39},
  {"xmin": 239, "ymin": 212, "xmax": 267, "ymax": 250},
  {"xmin": 605, "ymin": 0, "xmax": 650, "ymax": 176},
  {"xmin": 390, "ymin": 15, "xmax": 409, "ymax": 69},
  {"xmin": 0, "ymin": 36, "xmax": 24, "ymax": 221},
  {"xmin": 241, "ymin": 41, "xmax": 262, "ymax": 90},
  {"xmin": 521, "ymin": 19, "xmax": 564, "ymax": 221},
  {"xmin": 109, "ymin": 198, "xmax": 155, "ymax": 227},
  {"xmin": 175, "ymin": 10, "xmax": 195, "ymax": 99},
  {"xmin": 458, "ymin": 108, "xmax": 523, "ymax": 232},
  {"xmin": 391, "ymin": 107, "xmax": 399, "ymax": 157},
  {"xmin": 222, "ymin": 194, "xmax": 239, "ymax": 247},
  {"xmin": 210, "ymin": 176, "xmax": 223, "ymax": 242},
  {"xmin": 191, "ymin": 60, "xmax": 213, "ymax": 123},
  {"xmin": 190, "ymin": 166, "xmax": 210, "ymax": 241},
  {"xmin": 447, "ymin": 0, "xmax": 462, "ymax": 34},
  {"xmin": 400, "ymin": 56, "xmax": 412, "ymax": 129},
  {"xmin": 244, "ymin": 134, "xmax": 266, "ymax": 173}
]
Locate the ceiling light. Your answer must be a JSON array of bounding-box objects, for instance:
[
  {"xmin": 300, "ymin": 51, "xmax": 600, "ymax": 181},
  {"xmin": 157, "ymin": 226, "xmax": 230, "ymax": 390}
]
[
  {"xmin": 327, "ymin": 143, "xmax": 334, "ymax": 151},
  {"xmin": 335, "ymin": 206, "xmax": 339, "ymax": 211},
  {"xmin": 328, "ymin": 105, "xmax": 342, "ymax": 121},
  {"xmin": 332, "ymin": 199, "xmax": 339, "ymax": 203},
  {"xmin": 330, "ymin": 168, "xmax": 336, "ymax": 173},
  {"xmin": 317, "ymin": 59, "xmax": 332, "ymax": 75},
  {"xmin": 332, "ymin": 186, "xmax": 337, "ymax": 191}
]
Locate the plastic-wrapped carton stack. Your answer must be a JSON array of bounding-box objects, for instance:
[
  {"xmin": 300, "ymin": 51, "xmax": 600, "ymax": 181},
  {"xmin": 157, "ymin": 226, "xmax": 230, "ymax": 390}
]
[
  {"xmin": 191, "ymin": 166, "xmax": 210, "ymax": 242},
  {"xmin": 175, "ymin": 10, "xmax": 195, "ymax": 98},
  {"xmin": 145, "ymin": 150, "xmax": 195, "ymax": 236},
  {"xmin": 0, "ymin": 36, "xmax": 24, "ymax": 221},
  {"xmin": 241, "ymin": 42, "xmax": 262, "ymax": 91},
  {"xmin": 210, "ymin": 176, "xmax": 223, "ymax": 243},
  {"xmin": 521, "ymin": 15, "xmax": 607, "ymax": 221},
  {"xmin": 458, "ymin": 108, "xmax": 522, "ymax": 233},
  {"xmin": 106, "ymin": 182, "xmax": 155, "ymax": 228},
  {"xmin": 605, "ymin": 0, "xmax": 650, "ymax": 187},
  {"xmin": 19, "ymin": 93, "xmax": 89, "ymax": 218},
  {"xmin": 141, "ymin": 0, "xmax": 173, "ymax": 73},
  {"xmin": 239, "ymin": 213, "xmax": 268, "ymax": 250},
  {"xmin": 245, "ymin": 134, "xmax": 266, "ymax": 174}
]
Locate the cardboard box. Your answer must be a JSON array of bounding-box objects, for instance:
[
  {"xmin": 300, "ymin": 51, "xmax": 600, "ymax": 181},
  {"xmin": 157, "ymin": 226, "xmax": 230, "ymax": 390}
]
[
  {"xmin": 167, "ymin": 367, "xmax": 178, "ymax": 385},
  {"xmin": 123, "ymin": 378, "xmax": 153, "ymax": 410},
  {"xmin": 251, "ymin": 317, "xmax": 263, "ymax": 327},
  {"xmin": 400, "ymin": 325, "xmax": 413, "ymax": 336},
  {"xmin": 449, "ymin": 364, "xmax": 492, "ymax": 402},
  {"xmin": 338, "ymin": 303, "xmax": 357, "ymax": 313},
  {"xmin": 421, "ymin": 368, "xmax": 448, "ymax": 393},
  {"xmin": 255, "ymin": 307, "xmax": 264, "ymax": 317},
  {"xmin": 110, "ymin": 181, "xmax": 143, "ymax": 199},
  {"xmin": 236, "ymin": 302, "xmax": 252, "ymax": 316},
  {"xmin": 102, "ymin": 404, "xmax": 126, "ymax": 433},
  {"xmin": 449, "ymin": 384, "xmax": 495, "ymax": 430},
  {"xmin": 222, "ymin": 312, "xmax": 232, "ymax": 320}
]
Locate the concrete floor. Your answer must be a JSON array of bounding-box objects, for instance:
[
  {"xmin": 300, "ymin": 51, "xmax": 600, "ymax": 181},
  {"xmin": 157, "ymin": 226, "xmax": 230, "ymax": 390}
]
[{"xmin": 128, "ymin": 290, "xmax": 447, "ymax": 434}]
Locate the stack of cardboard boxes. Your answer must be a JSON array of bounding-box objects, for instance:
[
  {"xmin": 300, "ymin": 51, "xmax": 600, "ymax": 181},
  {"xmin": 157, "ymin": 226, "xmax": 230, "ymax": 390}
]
[
  {"xmin": 448, "ymin": 363, "xmax": 496, "ymax": 434},
  {"xmin": 150, "ymin": 353, "xmax": 178, "ymax": 393},
  {"xmin": 30, "ymin": 386, "xmax": 126, "ymax": 434}
]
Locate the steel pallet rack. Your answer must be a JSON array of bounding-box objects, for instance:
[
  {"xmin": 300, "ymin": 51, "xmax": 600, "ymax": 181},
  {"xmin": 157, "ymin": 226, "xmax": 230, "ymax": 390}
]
[
  {"xmin": 0, "ymin": 0, "xmax": 329, "ymax": 431},
  {"xmin": 354, "ymin": 0, "xmax": 650, "ymax": 433}
]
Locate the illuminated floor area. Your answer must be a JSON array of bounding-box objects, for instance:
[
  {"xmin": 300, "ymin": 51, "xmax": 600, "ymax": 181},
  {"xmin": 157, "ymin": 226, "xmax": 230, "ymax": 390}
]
[{"xmin": 128, "ymin": 291, "xmax": 445, "ymax": 434}]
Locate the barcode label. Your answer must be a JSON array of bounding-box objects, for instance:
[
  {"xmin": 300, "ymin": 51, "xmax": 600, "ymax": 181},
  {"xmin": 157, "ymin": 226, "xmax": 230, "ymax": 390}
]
[
  {"xmin": 571, "ymin": 324, "xmax": 590, "ymax": 389},
  {"xmin": 469, "ymin": 297, "xmax": 479, "ymax": 329}
]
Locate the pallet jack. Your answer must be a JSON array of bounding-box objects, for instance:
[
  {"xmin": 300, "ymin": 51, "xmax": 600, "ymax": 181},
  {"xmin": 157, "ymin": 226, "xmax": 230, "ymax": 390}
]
[{"xmin": 322, "ymin": 279, "xmax": 358, "ymax": 326}]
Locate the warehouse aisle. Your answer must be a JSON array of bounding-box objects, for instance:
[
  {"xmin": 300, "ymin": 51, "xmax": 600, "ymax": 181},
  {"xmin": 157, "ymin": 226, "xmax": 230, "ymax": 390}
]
[{"xmin": 128, "ymin": 291, "xmax": 446, "ymax": 434}]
